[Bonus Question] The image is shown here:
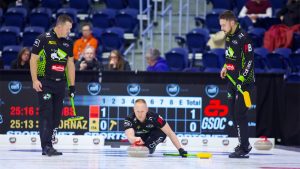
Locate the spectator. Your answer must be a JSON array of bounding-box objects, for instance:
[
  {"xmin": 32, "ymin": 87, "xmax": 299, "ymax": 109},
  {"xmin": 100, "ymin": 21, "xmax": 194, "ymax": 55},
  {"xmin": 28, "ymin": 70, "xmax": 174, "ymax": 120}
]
[
  {"xmin": 10, "ymin": 47, "xmax": 30, "ymax": 69},
  {"xmin": 277, "ymin": 0, "xmax": 300, "ymax": 27},
  {"xmin": 73, "ymin": 23, "xmax": 98, "ymax": 61},
  {"xmin": 238, "ymin": 0, "xmax": 272, "ymax": 29},
  {"xmin": 75, "ymin": 46, "xmax": 103, "ymax": 71},
  {"xmin": 146, "ymin": 48, "xmax": 170, "ymax": 72},
  {"xmin": 105, "ymin": 49, "xmax": 131, "ymax": 71}
]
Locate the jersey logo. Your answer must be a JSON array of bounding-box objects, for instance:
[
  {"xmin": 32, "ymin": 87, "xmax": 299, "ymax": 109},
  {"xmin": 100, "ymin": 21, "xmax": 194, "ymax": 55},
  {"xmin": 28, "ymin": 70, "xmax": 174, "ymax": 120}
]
[
  {"xmin": 51, "ymin": 49, "xmax": 67, "ymax": 61},
  {"xmin": 232, "ymin": 40, "xmax": 238, "ymax": 45},
  {"xmin": 33, "ymin": 39, "xmax": 40, "ymax": 47},
  {"xmin": 226, "ymin": 64, "xmax": 235, "ymax": 71},
  {"xmin": 51, "ymin": 53, "xmax": 61, "ymax": 61},
  {"xmin": 146, "ymin": 124, "xmax": 154, "ymax": 128},
  {"xmin": 51, "ymin": 64, "xmax": 65, "ymax": 72},
  {"xmin": 225, "ymin": 47, "xmax": 236, "ymax": 59},
  {"xmin": 48, "ymin": 41, "xmax": 57, "ymax": 45},
  {"xmin": 63, "ymin": 42, "xmax": 69, "ymax": 47},
  {"xmin": 238, "ymin": 33, "xmax": 244, "ymax": 39},
  {"xmin": 46, "ymin": 32, "xmax": 51, "ymax": 37}
]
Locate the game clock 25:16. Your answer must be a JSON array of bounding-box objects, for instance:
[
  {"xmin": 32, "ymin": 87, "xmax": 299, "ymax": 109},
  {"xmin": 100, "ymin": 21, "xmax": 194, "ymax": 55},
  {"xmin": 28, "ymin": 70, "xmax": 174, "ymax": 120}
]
[{"xmin": 9, "ymin": 106, "xmax": 39, "ymax": 116}]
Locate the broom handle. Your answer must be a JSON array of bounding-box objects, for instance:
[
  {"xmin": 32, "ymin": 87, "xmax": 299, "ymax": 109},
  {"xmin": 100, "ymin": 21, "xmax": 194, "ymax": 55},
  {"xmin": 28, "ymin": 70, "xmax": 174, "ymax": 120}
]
[
  {"xmin": 226, "ymin": 74, "xmax": 244, "ymax": 94},
  {"xmin": 65, "ymin": 68, "xmax": 77, "ymax": 116}
]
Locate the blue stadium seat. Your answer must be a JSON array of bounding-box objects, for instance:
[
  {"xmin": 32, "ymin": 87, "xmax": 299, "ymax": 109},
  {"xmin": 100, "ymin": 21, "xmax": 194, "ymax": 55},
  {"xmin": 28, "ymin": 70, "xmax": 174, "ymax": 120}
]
[
  {"xmin": 210, "ymin": 48, "xmax": 226, "ymax": 65},
  {"xmin": 29, "ymin": 8, "xmax": 52, "ymax": 30},
  {"xmin": 289, "ymin": 53, "xmax": 300, "ymax": 72},
  {"xmin": 91, "ymin": 9, "xmax": 116, "ymax": 29},
  {"xmin": 270, "ymin": 0, "xmax": 287, "ymax": 15},
  {"xmin": 100, "ymin": 27, "xmax": 125, "ymax": 53},
  {"xmin": 115, "ymin": 8, "xmax": 139, "ymax": 36},
  {"xmin": 274, "ymin": 48, "xmax": 292, "ymax": 69},
  {"xmin": 165, "ymin": 48, "xmax": 189, "ymax": 71},
  {"xmin": 57, "ymin": 8, "xmax": 78, "ymax": 31},
  {"xmin": 57, "ymin": 8, "xmax": 78, "ymax": 24},
  {"xmin": 265, "ymin": 53, "xmax": 288, "ymax": 73},
  {"xmin": 205, "ymin": 9, "xmax": 226, "ymax": 33},
  {"xmin": 202, "ymin": 52, "xmax": 222, "ymax": 72},
  {"xmin": 274, "ymin": 48, "xmax": 292, "ymax": 58},
  {"xmin": 4, "ymin": 7, "xmax": 27, "ymax": 28},
  {"xmin": 41, "ymin": 0, "xmax": 62, "ymax": 12},
  {"xmin": 103, "ymin": 0, "xmax": 127, "ymax": 10},
  {"xmin": 235, "ymin": 0, "xmax": 247, "ymax": 13},
  {"xmin": 0, "ymin": 26, "xmax": 20, "ymax": 50},
  {"xmin": 254, "ymin": 47, "xmax": 269, "ymax": 58},
  {"xmin": 0, "ymin": 8, "xmax": 3, "ymax": 23},
  {"xmin": 209, "ymin": 0, "xmax": 234, "ymax": 10},
  {"xmin": 23, "ymin": 26, "xmax": 45, "ymax": 47},
  {"xmin": 92, "ymin": 27, "xmax": 103, "ymax": 43},
  {"xmin": 69, "ymin": 0, "xmax": 91, "ymax": 13},
  {"xmin": 248, "ymin": 28, "xmax": 266, "ymax": 48},
  {"xmin": 254, "ymin": 53, "xmax": 267, "ymax": 72},
  {"xmin": 128, "ymin": 0, "xmax": 148, "ymax": 10},
  {"xmin": 2, "ymin": 45, "xmax": 22, "ymax": 67},
  {"xmin": 292, "ymin": 33, "xmax": 300, "ymax": 51},
  {"xmin": 185, "ymin": 28, "xmax": 210, "ymax": 54},
  {"xmin": 286, "ymin": 73, "xmax": 300, "ymax": 83}
]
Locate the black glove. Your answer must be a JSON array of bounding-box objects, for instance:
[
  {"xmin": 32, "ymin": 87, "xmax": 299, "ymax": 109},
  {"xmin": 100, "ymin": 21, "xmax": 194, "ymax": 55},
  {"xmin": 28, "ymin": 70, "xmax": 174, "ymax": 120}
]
[
  {"xmin": 69, "ymin": 86, "xmax": 75, "ymax": 98},
  {"xmin": 178, "ymin": 148, "xmax": 188, "ymax": 158}
]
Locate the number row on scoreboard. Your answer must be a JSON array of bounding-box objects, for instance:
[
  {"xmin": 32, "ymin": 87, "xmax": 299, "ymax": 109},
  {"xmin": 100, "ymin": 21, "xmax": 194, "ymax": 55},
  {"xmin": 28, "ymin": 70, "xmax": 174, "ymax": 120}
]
[{"xmin": 80, "ymin": 96, "xmax": 202, "ymax": 108}]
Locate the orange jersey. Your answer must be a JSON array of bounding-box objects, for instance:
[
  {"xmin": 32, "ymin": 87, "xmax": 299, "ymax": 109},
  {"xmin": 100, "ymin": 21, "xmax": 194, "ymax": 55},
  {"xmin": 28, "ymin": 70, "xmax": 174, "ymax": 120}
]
[{"xmin": 73, "ymin": 35, "xmax": 98, "ymax": 61}]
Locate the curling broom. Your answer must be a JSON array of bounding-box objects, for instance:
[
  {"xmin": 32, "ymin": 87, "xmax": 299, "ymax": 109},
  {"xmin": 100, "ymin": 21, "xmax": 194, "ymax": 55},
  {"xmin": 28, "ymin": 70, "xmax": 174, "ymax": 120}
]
[
  {"xmin": 65, "ymin": 69, "xmax": 84, "ymax": 121},
  {"xmin": 163, "ymin": 152, "xmax": 212, "ymax": 158},
  {"xmin": 226, "ymin": 74, "xmax": 252, "ymax": 108}
]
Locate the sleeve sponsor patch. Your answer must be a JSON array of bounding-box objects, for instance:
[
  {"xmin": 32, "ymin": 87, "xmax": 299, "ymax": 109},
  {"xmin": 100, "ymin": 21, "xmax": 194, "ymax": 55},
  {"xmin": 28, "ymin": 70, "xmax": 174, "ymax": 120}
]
[{"xmin": 244, "ymin": 44, "xmax": 252, "ymax": 53}]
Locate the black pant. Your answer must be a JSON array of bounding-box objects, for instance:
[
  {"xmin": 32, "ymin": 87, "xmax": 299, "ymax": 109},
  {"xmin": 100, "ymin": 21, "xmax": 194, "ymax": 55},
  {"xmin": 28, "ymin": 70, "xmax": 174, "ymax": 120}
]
[
  {"xmin": 139, "ymin": 128, "xmax": 167, "ymax": 150},
  {"xmin": 227, "ymin": 82, "xmax": 254, "ymax": 149},
  {"xmin": 38, "ymin": 78, "xmax": 66, "ymax": 149}
]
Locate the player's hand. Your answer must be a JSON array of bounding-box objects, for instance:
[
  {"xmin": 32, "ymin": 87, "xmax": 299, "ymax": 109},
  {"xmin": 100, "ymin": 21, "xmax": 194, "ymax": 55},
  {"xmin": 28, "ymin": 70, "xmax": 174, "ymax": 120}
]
[
  {"xmin": 69, "ymin": 86, "xmax": 75, "ymax": 98},
  {"xmin": 80, "ymin": 61, "xmax": 87, "ymax": 70},
  {"xmin": 178, "ymin": 148, "xmax": 188, "ymax": 158},
  {"xmin": 109, "ymin": 60, "xmax": 117, "ymax": 69},
  {"xmin": 220, "ymin": 67, "xmax": 227, "ymax": 79},
  {"xmin": 32, "ymin": 80, "xmax": 42, "ymax": 92},
  {"xmin": 236, "ymin": 80, "xmax": 242, "ymax": 91},
  {"xmin": 134, "ymin": 137, "xmax": 144, "ymax": 145}
]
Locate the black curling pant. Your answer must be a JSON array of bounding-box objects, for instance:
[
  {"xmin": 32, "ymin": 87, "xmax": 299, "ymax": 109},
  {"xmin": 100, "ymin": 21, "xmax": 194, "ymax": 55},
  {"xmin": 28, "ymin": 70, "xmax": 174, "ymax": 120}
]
[
  {"xmin": 38, "ymin": 78, "xmax": 66, "ymax": 149},
  {"xmin": 227, "ymin": 82, "xmax": 254, "ymax": 149},
  {"xmin": 140, "ymin": 128, "xmax": 167, "ymax": 151}
]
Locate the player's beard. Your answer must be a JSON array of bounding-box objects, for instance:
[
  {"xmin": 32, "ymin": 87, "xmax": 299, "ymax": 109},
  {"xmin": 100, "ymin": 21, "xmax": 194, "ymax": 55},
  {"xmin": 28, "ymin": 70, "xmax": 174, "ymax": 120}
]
[{"xmin": 225, "ymin": 27, "xmax": 233, "ymax": 35}]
